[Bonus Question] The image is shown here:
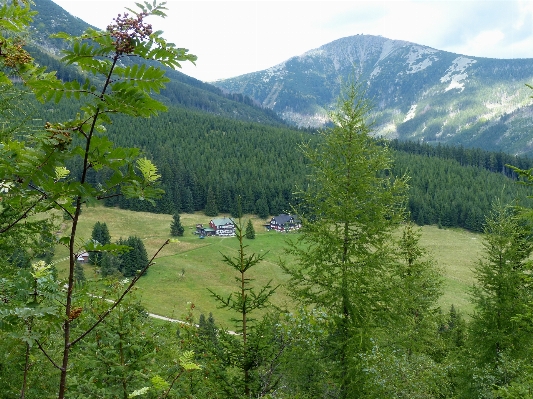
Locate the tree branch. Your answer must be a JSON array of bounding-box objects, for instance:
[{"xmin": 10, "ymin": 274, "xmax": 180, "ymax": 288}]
[
  {"xmin": 0, "ymin": 194, "xmax": 45, "ymax": 234},
  {"xmin": 69, "ymin": 239, "xmax": 170, "ymax": 347},
  {"xmin": 35, "ymin": 340, "xmax": 63, "ymax": 371}
]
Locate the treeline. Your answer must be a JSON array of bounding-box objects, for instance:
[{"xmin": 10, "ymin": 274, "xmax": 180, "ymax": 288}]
[
  {"xmin": 393, "ymin": 152, "xmax": 532, "ymax": 231},
  {"xmin": 389, "ymin": 139, "xmax": 533, "ymax": 177},
  {"xmin": 71, "ymin": 106, "xmax": 533, "ymax": 232}
]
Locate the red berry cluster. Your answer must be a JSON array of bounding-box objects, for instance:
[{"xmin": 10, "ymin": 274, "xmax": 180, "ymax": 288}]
[
  {"xmin": 106, "ymin": 12, "xmax": 153, "ymax": 54},
  {"xmin": 45, "ymin": 122, "xmax": 72, "ymax": 151},
  {"xmin": 0, "ymin": 39, "xmax": 33, "ymax": 68}
]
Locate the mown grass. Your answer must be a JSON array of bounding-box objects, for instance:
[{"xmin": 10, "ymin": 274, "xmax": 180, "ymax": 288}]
[{"xmin": 54, "ymin": 205, "xmax": 482, "ymax": 327}]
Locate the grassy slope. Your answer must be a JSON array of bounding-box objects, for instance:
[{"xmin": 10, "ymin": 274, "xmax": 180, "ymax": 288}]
[{"xmin": 54, "ymin": 206, "xmax": 482, "ymax": 327}]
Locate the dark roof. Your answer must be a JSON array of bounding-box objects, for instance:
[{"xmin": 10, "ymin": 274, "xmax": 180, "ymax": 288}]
[
  {"xmin": 271, "ymin": 214, "xmax": 300, "ymax": 225},
  {"xmin": 211, "ymin": 217, "xmax": 235, "ymax": 227}
]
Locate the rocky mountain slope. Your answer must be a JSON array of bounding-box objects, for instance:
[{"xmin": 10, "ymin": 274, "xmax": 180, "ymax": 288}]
[{"xmin": 213, "ymin": 35, "xmax": 533, "ymax": 155}]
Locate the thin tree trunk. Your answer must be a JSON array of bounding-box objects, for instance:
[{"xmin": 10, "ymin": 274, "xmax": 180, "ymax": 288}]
[{"xmin": 20, "ymin": 341, "xmax": 31, "ymax": 399}]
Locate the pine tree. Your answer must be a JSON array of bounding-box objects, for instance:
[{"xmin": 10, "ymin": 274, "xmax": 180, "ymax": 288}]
[
  {"xmin": 245, "ymin": 219, "xmax": 255, "ymax": 239},
  {"xmin": 170, "ymin": 213, "xmax": 185, "ymax": 237}
]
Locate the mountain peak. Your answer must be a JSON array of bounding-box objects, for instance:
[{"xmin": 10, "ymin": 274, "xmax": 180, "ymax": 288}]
[{"xmin": 212, "ymin": 34, "xmax": 533, "ymax": 155}]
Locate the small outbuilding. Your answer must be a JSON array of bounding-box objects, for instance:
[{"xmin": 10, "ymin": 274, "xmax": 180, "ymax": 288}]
[{"xmin": 77, "ymin": 252, "xmax": 90, "ymax": 263}]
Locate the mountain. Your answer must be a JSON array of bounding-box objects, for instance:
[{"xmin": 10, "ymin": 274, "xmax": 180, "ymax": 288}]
[
  {"xmin": 28, "ymin": 0, "xmax": 286, "ymax": 126},
  {"xmin": 213, "ymin": 35, "xmax": 533, "ymax": 155}
]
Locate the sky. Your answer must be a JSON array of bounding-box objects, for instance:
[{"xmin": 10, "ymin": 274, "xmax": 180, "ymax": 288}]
[{"xmin": 52, "ymin": 1, "xmax": 533, "ymax": 82}]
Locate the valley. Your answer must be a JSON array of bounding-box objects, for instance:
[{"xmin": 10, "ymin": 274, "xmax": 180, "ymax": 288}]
[{"xmin": 54, "ymin": 206, "xmax": 482, "ymax": 327}]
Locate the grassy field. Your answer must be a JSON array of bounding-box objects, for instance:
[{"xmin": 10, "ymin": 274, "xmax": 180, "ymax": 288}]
[{"xmin": 54, "ymin": 206, "xmax": 483, "ymax": 327}]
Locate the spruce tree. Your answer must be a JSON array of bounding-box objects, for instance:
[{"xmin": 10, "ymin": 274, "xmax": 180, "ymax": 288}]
[
  {"xmin": 208, "ymin": 220, "xmax": 277, "ymax": 397},
  {"xmin": 89, "ymin": 222, "xmax": 111, "ymax": 265},
  {"xmin": 100, "ymin": 252, "xmax": 121, "ymax": 278},
  {"xmin": 204, "ymin": 186, "xmax": 218, "ymax": 216},
  {"xmin": 74, "ymin": 261, "xmax": 86, "ymax": 285},
  {"xmin": 118, "ymin": 236, "xmax": 149, "ymax": 278},
  {"xmin": 183, "ymin": 188, "xmax": 195, "ymax": 213},
  {"xmin": 255, "ymin": 197, "xmax": 269, "ymax": 219},
  {"xmin": 170, "ymin": 213, "xmax": 185, "ymax": 236},
  {"xmin": 245, "ymin": 219, "xmax": 255, "ymax": 239}
]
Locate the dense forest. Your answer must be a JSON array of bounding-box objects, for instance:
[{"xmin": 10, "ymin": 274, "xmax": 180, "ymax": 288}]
[
  {"xmin": 67, "ymin": 107, "xmax": 533, "ymax": 233},
  {"xmin": 4, "ymin": 1, "xmax": 533, "ymax": 398}
]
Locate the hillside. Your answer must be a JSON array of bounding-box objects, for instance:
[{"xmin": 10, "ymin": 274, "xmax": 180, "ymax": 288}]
[
  {"xmin": 18, "ymin": 0, "xmax": 533, "ymax": 232},
  {"xmin": 213, "ymin": 35, "xmax": 533, "ymax": 155},
  {"xmin": 29, "ymin": 0, "xmax": 286, "ymax": 126}
]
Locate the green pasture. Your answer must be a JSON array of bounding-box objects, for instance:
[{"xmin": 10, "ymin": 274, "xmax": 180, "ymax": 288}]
[{"xmin": 54, "ymin": 206, "xmax": 482, "ymax": 327}]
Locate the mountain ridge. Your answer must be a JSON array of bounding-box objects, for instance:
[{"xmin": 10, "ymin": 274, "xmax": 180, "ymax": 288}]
[{"xmin": 213, "ymin": 34, "xmax": 533, "ymax": 155}]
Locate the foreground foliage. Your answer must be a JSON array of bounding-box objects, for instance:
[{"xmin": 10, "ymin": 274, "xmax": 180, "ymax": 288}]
[{"xmin": 0, "ymin": 1, "xmax": 197, "ymax": 397}]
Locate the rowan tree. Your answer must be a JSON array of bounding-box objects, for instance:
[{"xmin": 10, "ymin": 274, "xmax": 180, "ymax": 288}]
[{"xmin": 0, "ymin": 1, "xmax": 197, "ymax": 397}]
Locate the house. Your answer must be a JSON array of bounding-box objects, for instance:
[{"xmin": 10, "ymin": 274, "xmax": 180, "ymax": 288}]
[
  {"xmin": 267, "ymin": 214, "xmax": 301, "ymax": 232},
  {"xmin": 209, "ymin": 217, "xmax": 236, "ymax": 236},
  {"xmin": 195, "ymin": 224, "xmax": 216, "ymax": 237},
  {"xmin": 77, "ymin": 252, "xmax": 90, "ymax": 263}
]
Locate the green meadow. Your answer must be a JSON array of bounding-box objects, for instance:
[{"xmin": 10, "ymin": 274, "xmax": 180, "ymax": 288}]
[{"xmin": 54, "ymin": 206, "xmax": 483, "ymax": 327}]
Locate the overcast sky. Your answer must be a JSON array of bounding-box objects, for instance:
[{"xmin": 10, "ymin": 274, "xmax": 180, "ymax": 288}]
[{"xmin": 52, "ymin": 1, "xmax": 533, "ymax": 82}]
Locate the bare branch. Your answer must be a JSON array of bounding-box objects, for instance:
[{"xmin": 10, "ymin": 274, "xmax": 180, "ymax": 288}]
[
  {"xmin": 35, "ymin": 340, "xmax": 63, "ymax": 371},
  {"xmin": 69, "ymin": 239, "xmax": 170, "ymax": 347}
]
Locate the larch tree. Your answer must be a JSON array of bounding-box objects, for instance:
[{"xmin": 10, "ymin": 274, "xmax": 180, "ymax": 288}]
[
  {"xmin": 465, "ymin": 202, "xmax": 533, "ymax": 396},
  {"xmin": 282, "ymin": 82, "xmax": 409, "ymax": 398}
]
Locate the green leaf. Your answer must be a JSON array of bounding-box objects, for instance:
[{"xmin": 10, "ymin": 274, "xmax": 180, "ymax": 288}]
[
  {"xmin": 54, "ymin": 166, "xmax": 70, "ymax": 180},
  {"xmin": 136, "ymin": 158, "xmax": 161, "ymax": 183},
  {"xmin": 179, "ymin": 350, "xmax": 201, "ymax": 371}
]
